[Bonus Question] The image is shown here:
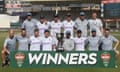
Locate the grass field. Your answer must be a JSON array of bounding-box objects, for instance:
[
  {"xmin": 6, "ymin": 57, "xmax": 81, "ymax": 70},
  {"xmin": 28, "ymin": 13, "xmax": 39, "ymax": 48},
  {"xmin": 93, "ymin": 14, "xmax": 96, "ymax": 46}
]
[{"xmin": 0, "ymin": 31, "xmax": 120, "ymax": 72}]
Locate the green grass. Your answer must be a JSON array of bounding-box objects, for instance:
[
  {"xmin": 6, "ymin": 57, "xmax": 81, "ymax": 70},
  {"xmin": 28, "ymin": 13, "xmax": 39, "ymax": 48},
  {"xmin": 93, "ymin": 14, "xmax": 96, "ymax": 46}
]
[{"xmin": 0, "ymin": 31, "xmax": 120, "ymax": 72}]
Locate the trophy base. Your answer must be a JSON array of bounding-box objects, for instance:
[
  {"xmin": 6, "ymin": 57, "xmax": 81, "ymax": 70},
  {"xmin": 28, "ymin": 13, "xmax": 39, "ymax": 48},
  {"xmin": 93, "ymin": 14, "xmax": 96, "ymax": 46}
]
[{"xmin": 57, "ymin": 48, "xmax": 64, "ymax": 52}]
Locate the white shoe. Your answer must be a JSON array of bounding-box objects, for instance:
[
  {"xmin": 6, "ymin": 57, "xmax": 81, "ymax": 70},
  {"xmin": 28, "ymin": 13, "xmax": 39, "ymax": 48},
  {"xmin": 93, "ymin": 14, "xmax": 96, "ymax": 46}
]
[{"xmin": 115, "ymin": 65, "xmax": 118, "ymax": 68}]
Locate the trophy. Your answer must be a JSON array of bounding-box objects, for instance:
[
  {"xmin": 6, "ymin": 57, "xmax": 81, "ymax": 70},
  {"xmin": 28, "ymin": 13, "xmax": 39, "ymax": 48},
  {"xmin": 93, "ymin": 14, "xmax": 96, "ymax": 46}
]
[{"xmin": 56, "ymin": 33, "xmax": 64, "ymax": 52}]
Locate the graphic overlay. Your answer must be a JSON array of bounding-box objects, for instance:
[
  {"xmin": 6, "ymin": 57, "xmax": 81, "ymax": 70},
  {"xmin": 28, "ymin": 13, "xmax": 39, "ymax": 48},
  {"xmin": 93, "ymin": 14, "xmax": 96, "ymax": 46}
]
[
  {"xmin": 100, "ymin": 52, "xmax": 111, "ymax": 67},
  {"xmin": 10, "ymin": 51, "xmax": 115, "ymax": 68},
  {"xmin": 15, "ymin": 52, "xmax": 25, "ymax": 67}
]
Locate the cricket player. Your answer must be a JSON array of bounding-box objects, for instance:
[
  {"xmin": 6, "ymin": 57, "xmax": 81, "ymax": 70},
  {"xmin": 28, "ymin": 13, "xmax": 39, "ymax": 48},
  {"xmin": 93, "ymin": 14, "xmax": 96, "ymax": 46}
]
[
  {"xmin": 100, "ymin": 28, "xmax": 119, "ymax": 55},
  {"xmin": 63, "ymin": 31, "xmax": 74, "ymax": 51},
  {"xmin": 41, "ymin": 29, "xmax": 56, "ymax": 51},
  {"xmin": 22, "ymin": 13, "xmax": 38, "ymax": 37},
  {"xmin": 50, "ymin": 14, "xmax": 62, "ymax": 37},
  {"xmin": 16, "ymin": 28, "xmax": 30, "ymax": 51},
  {"xmin": 74, "ymin": 30, "xmax": 86, "ymax": 51},
  {"xmin": 62, "ymin": 13, "xmax": 75, "ymax": 38},
  {"xmin": 1, "ymin": 29, "xmax": 16, "ymax": 67},
  {"xmin": 75, "ymin": 12, "xmax": 88, "ymax": 37},
  {"xmin": 85, "ymin": 29, "xmax": 101, "ymax": 51},
  {"xmin": 100, "ymin": 28, "xmax": 119, "ymax": 68},
  {"xmin": 88, "ymin": 12, "xmax": 103, "ymax": 36},
  {"xmin": 29, "ymin": 29, "xmax": 41, "ymax": 51},
  {"xmin": 36, "ymin": 16, "xmax": 49, "ymax": 37}
]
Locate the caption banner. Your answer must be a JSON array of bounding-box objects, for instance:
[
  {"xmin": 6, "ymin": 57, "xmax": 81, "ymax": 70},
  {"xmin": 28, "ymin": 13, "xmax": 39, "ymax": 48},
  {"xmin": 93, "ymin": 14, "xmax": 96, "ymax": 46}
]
[{"xmin": 10, "ymin": 51, "xmax": 115, "ymax": 68}]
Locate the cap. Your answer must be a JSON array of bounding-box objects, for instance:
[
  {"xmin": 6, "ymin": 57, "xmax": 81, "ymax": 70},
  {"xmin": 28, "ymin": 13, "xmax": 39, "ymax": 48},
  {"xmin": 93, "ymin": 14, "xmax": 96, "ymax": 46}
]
[
  {"xmin": 91, "ymin": 29, "xmax": 96, "ymax": 32},
  {"xmin": 80, "ymin": 12, "xmax": 85, "ymax": 16},
  {"xmin": 27, "ymin": 13, "xmax": 32, "ymax": 16},
  {"xmin": 65, "ymin": 31, "xmax": 71, "ymax": 35},
  {"xmin": 77, "ymin": 30, "xmax": 82, "ymax": 33}
]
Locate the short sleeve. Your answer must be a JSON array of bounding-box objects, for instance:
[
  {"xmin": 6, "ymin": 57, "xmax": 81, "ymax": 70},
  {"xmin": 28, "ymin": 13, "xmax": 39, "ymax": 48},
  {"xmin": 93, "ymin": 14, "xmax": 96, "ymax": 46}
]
[
  {"xmin": 111, "ymin": 36, "xmax": 118, "ymax": 42},
  {"xmin": 52, "ymin": 38, "xmax": 56, "ymax": 45},
  {"xmin": 4, "ymin": 38, "xmax": 8, "ymax": 47},
  {"xmin": 16, "ymin": 36, "xmax": 19, "ymax": 41},
  {"xmin": 61, "ymin": 21, "xmax": 65, "ymax": 28},
  {"xmin": 22, "ymin": 21, "xmax": 26, "ymax": 28},
  {"xmin": 28, "ymin": 38, "xmax": 31, "ymax": 45},
  {"xmin": 72, "ymin": 21, "xmax": 75, "ymax": 27},
  {"xmin": 85, "ymin": 37, "xmax": 89, "ymax": 45},
  {"xmin": 87, "ymin": 19, "xmax": 91, "ymax": 27},
  {"xmin": 36, "ymin": 22, "xmax": 40, "ymax": 28},
  {"xmin": 71, "ymin": 39, "xmax": 75, "ymax": 50},
  {"xmin": 74, "ymin": 19, "xmax": 78, "ymax": 28},
  {"xmin": 34, "ymin": 22, "xmax": 38, "ymax": 29},
  {"xmin": 99, "ymin": 19, "xmax": 103, "ymax": 27}
]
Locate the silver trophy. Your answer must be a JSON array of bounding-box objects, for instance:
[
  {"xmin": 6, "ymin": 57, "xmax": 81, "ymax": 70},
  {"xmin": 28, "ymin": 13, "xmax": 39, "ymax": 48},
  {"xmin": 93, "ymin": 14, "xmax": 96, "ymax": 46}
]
[{"xmin": 56, "ymin": 33, "xmax": 64, "ymax": 52}]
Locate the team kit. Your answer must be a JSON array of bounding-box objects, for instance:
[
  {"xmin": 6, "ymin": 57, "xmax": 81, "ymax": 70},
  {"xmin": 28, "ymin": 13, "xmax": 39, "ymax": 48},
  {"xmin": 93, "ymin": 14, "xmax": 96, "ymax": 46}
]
[{"xmin": 1, "ymin": 12, "xmax": 120, "ymax": 67}]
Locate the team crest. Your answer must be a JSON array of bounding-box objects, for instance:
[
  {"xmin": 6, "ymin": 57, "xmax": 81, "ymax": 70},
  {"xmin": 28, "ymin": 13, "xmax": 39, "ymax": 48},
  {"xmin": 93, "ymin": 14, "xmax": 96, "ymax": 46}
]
[
  {"xmin": 15, "ymin": 52, "xmax": 25, "ymax": 67},
  {"xmin": 100, "ymin": 52, "xmax": 111, "ymax": 67}
]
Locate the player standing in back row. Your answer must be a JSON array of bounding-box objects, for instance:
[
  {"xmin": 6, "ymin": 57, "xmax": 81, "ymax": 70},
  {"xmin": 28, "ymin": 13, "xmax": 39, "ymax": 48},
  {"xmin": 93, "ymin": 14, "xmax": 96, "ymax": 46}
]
[
  {"xmin": 22, "ymin": 13, "xmax": 38, "ymax": 37},
  {"xmin": 36, "ymin": 16, "xmax": 49, "ymax": 37},
  {"xmin": 75, "ymin": 12, "xmax": 88, "ymax": 37},
  {"xmin": 50, "ymin": 14, "xmax": 62, "ymax": 37},
  {"xmin": 62, "ymin": 13, "xmax": 75, "ymax": 38},
  {"xmin": 88, "ymin": 12, "xmax": 103, "ymax": 36}
]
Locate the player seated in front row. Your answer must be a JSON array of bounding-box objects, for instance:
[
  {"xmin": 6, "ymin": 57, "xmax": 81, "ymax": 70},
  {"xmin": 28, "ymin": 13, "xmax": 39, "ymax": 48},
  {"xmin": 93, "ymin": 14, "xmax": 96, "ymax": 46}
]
[
  {"xmin": 63, "ymin": 31, "xmax": 74, "ymax": 51},
  {"xmin": 100, "ymin": 28, "xmax": 119, "ymax": 59},
  {"xmin": 41, "ymin": 29, "xmax": 56, "ymax": 51},
  {"xmin": 16, "ymin": 28, "xmax": 30, "ymax": 51},
  {"xmin": 1, "ymin": 29, "xmax": 17, "ymax": 67},
  {"xmin": 100, "ymin": 28, "xmax": 120, "ymax": 68},
  {"xmin": 85, "ymin": 29, "xmax": 101, "ymax": 51},
  {"xmin": 29, "ymin": 29, "xmax": 41, "ymax": 51},
  {"xmin": 74, "ymin": 30, "xmax": 86, "ymax": 51}
]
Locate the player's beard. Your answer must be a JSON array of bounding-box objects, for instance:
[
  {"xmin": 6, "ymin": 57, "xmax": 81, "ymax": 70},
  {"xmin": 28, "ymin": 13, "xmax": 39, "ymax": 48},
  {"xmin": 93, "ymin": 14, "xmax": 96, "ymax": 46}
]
[
  {"xmin": 22, "ymin": 34, "xmax": 26, "ymax": 37},
  {"xmin": 66, "ymin": 35, "xmax": 70, "ymax": 39},
  {"xmin": 92, "ymin": 35, "xmax": 96, "ymax": 37},
  {"xmin": 28, "ymin": 19, "xmax": 31, "ymax": 21},
  {"xmin": 10, "ymin": 35, "xmax": 14, "ymax": 39}
]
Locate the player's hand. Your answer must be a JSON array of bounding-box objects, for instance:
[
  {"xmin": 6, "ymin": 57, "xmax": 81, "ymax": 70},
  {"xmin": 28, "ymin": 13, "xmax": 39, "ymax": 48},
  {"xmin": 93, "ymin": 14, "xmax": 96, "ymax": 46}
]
[
  {"xmin": 113, "ymin": 48, "xmax": 119, "ymax": 55},
  {"xmin": 6, "ymin": 50, "xmax": 10, "ymax": 54}
]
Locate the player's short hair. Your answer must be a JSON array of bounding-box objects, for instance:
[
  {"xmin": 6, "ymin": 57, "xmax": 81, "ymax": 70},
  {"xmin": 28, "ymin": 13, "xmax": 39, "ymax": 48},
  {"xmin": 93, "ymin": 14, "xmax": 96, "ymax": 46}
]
[
  {"xmin": 104, "ymin": 28, "xmax": 110, "ymax": 31},
  {"xmin": 21, "ymin": 28, "xmax": 26, "ymax": 31},
  {"xmin": 34, "ymin": 29, "xmax": 39, "ymax": 32},
  {"xmin": 44, "ymin": 29, "xmax": 50, "ymax": 33},
  {"xmin": 54, "ymin": 14, "xmax": 59, "ymax": 18},
  {"xmin": 77, "ymin": 30, "xmax": 82, "ymax": 33},
  {"xmin": 40, "ymin": 16, "xmax": 45, "ymax": 19},
  {"xmin": 92, "ymin": 12, "xmax": 97, "ymax": 15}
]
